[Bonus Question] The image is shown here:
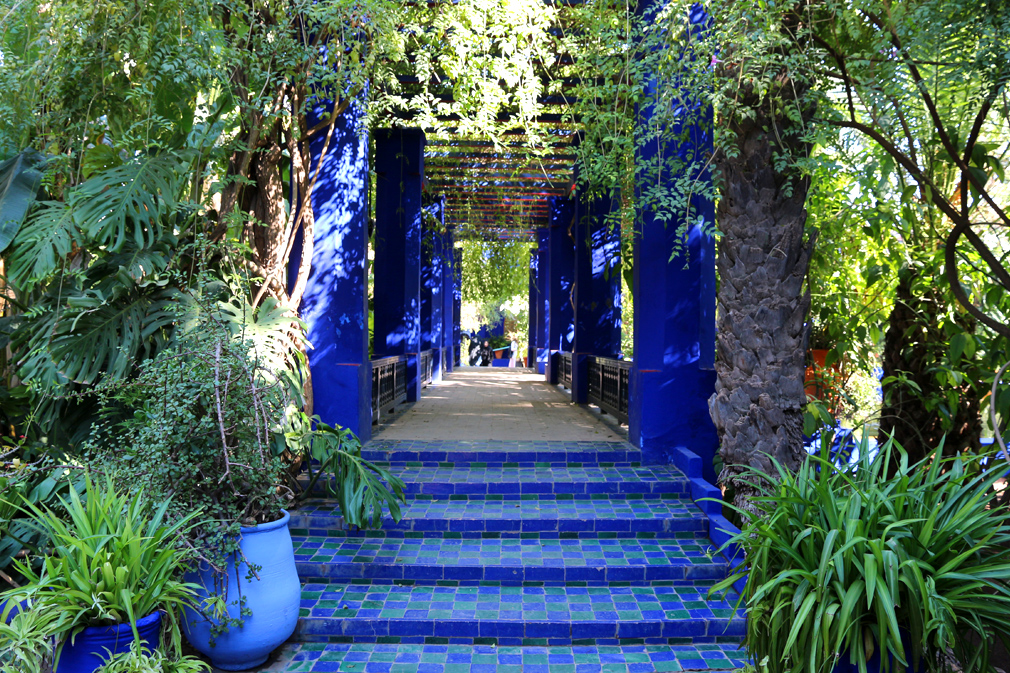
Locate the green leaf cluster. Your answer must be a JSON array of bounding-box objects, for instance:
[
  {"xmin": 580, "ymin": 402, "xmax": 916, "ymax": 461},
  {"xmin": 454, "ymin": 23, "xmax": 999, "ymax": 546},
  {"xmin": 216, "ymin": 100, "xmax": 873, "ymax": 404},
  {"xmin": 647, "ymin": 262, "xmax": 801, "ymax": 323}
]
[
  {"xmin": 714, "ymin": 440, "xmax": 1010, "ymax": 673},
  {"xmin": 1, "ymin": 476, "xmax": 201, "ymax": 662}
]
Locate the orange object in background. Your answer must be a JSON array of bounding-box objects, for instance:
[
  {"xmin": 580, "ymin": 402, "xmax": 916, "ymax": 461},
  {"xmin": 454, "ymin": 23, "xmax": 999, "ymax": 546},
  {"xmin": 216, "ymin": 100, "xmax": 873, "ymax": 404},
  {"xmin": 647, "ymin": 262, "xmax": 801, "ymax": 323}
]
[{"xmin": 805, "ymin": 348, "xmax": 845, "ymax": 414}]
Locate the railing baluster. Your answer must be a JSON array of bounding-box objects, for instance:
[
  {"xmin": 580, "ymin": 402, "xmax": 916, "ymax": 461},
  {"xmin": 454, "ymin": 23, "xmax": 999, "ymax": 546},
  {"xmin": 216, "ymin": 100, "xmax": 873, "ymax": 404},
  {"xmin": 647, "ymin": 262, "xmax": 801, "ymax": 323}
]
[{"xmin": 584, "ymin": 355, "xmax": 631, "ymax": 424}]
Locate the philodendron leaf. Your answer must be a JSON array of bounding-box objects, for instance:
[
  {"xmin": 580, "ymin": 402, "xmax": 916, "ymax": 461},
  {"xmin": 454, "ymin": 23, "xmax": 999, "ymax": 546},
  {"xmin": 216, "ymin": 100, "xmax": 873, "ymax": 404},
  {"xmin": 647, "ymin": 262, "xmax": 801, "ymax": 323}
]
[
  {"xmin": 0, "ymin": 150, "xmax": 45, "ymax": 253},
  {"xmin": 70, "ymin": 152, "xmax": 182, "ymax": 252}
]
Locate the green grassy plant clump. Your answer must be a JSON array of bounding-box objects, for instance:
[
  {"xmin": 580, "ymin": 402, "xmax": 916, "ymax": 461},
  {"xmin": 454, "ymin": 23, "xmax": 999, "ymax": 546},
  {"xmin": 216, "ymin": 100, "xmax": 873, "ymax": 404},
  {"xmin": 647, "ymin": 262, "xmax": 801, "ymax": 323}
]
[
  {"xmin": 713, "ymin": 439, "xmax": 1010, "ymax": 673},
  {"xmin": 0, "ymin": 476, "xmax": 200, "ymax": 667}
]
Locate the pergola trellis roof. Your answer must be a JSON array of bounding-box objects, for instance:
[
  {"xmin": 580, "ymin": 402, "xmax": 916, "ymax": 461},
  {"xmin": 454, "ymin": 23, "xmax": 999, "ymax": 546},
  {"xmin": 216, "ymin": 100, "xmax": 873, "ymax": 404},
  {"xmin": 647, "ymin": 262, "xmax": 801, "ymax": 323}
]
[
  {"xmin": 413, "ymin": 87, "xmax": 580, "ymax": 240},
  {"xmin": 425, "ymin": 135, "xmax": 577, "ymax": 240}
]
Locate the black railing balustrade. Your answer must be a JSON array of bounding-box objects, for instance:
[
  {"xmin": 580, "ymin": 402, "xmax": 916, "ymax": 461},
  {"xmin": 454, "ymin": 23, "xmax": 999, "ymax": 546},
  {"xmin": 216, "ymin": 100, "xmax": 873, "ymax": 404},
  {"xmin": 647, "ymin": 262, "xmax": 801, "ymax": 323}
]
[
  {"xmin": 559, "ymin": 351, "xmax": 573, "ymax": 389},
  {"xmin": 371, "ymin": 355, "xmax": 408, "ymax": 421},
  {"xmin": 587, "ymin": 356, "xmax": 631, "ymax": 424},
  {"xmin": 420, "ymin": 349, "xmax": 434, "ymax": 387}
]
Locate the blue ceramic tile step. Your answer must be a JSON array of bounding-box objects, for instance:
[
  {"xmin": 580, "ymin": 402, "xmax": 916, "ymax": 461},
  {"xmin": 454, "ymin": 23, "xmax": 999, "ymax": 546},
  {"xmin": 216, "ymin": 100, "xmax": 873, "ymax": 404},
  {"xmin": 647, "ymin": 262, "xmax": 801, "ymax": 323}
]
[
  {"xmin": 360, "ymin": 440, "xmax": 642, "ymax": 467},
  {"xmin": 278, "ymin": 642, "xmax": 750, "ymax": 672},
  {"xmin": 312, "ymin": 465, "xmax": 690, "ymax": 499},
  {"xmin": 295, "ymin": 583, "xmax": 745, "ymax": 644},
  {"xmin": 292, "ymin": 535, "xmax": 729, "ymax": 584},
  {"xmin": 289, "ymin": 499, "xmax": 708, "ymax": 537},
  {"xmin": 391, "ymin": 465, "xmax": 690, "ymax": 499}
]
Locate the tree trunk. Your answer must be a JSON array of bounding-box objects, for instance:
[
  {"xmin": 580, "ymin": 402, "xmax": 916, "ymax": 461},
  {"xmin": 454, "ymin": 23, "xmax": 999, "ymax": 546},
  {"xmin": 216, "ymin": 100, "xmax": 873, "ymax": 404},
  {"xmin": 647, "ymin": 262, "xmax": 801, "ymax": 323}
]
[
  {"xmin": 877, "ymin": 268, "xmax": 981, "ymax": 461},
  {"xmin": 708, "ymin": 96, "xmax": 815, "ymax": 518}
]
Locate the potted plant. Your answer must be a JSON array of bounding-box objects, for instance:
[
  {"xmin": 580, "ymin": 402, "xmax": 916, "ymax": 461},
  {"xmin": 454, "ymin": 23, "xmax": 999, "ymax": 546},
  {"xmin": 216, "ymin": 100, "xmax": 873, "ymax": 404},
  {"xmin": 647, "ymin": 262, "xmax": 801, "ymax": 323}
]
[
  {"xmin": 91, "ymin": 314, "xmax": 403, "ymax": 670},
  {"xmin": 712, "ymin": 438, "xmax": 1010, "ymax": 673},
  {"xmin": 0, "ymin": 476, "xmax": 201, "ymax": 673}
]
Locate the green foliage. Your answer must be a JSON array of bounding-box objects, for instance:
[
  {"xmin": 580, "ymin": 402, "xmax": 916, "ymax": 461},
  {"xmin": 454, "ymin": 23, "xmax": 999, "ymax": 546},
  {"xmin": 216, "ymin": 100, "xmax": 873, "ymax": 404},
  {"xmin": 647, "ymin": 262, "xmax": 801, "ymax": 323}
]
[
  {"xmin": 1, "ymin": 476, "xmax": 200, "ymax": 659},
  {"xmin": 289, "ymin": 417, "xmax": 406, "ymax": 529},
  {"xmin": 90, "ymin": 323, "xmax": 294, "ymax": 561},
  {"xmin": 69, "ymin": 152, "xmax": 184, "ymax": 253},
  {"xmin": 713, "ymin": 440, "xmax": 1010, "ymax": 673},
  {"xmin": 460, "ymin": 239, "xmax": 530, "ymax": 328},
  {"xmin": 0, "ymin": 464, "xmax": 84, "ymax": 576},
  {"xmin": 0, "ymin": 150, "xmax": 45, "ymax": 252},
  {"xmin": 0, "ymin": 601, "xmax": 68, "ymax": 673},
  {"xmin": 95, "ymin": 642, "xmax": 209, "ymax": 673}
]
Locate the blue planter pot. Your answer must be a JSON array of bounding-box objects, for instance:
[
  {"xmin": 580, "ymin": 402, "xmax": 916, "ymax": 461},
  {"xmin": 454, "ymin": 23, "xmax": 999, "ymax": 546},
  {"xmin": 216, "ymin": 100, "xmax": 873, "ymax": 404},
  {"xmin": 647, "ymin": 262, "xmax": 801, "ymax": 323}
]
[
  {"xmin": 0, "ymin": 597, "xmax": 28, "ymax": 624},
  {"xmin": 55, "ymin": 611, "xmax": 161, "ymax": 673},
  {"xmin": 834, "ymin": 632, "xmax": 927, "ymax": 673},
  {"xmin": 182, "ymin": 510, "xmax": 300, "ymax": 671}
]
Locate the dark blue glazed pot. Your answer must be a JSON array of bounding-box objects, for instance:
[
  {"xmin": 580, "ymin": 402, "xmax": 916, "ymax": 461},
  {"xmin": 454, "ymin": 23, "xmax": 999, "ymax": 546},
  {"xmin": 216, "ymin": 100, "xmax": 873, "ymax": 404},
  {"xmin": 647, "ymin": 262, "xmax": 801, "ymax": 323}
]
[
  {"xmin": 55, "ymin": 611, "xmax": 161, "ymax": 673},
  {"xmin": 182, "ymin": 510, "xmax": 300, "ymax": 671},
  {"xmin": 834, "ymin": 632, "xmax": 927, "ymax": 673}
]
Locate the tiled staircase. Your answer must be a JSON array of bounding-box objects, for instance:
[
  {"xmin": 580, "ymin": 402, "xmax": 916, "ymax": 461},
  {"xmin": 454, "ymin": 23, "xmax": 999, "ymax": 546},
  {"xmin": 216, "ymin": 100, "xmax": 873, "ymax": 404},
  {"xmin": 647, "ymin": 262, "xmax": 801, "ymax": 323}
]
[{"xmin": 281, "ymin": 440, "xmax": 746, "ymax": 672}]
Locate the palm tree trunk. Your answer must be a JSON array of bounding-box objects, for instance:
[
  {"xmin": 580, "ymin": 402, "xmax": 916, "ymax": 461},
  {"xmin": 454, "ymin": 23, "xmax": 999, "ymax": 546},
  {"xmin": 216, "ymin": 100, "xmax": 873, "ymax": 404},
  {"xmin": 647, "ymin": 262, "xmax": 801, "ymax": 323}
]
[{"xmin": 708, "ymin": 93, "xmax": 815, "ymax": 517}]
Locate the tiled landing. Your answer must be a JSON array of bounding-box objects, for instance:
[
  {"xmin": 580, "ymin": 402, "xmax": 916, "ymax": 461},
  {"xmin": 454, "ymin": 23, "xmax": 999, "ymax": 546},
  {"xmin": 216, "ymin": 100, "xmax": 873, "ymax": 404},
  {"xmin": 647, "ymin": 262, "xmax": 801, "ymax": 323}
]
[{"xmin": 282, "ymin": 439, "xmax": 745, "ymax": 671}]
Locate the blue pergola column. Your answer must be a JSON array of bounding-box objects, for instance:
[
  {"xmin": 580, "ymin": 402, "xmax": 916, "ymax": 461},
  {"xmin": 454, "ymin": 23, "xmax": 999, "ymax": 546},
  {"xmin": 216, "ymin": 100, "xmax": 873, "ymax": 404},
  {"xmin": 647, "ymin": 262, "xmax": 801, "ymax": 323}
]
[
  {"xmin": 527, "ymin": 248, "xmax": 537, "ymax": 368},
  {"xmin": 571, "ymin": 191, "xmax": 622, "ymax": 403},
  {"xmin": 442, "ymin": 227, "xmax": 455, "ymax": 373},
  {"xmin": 299, "ymin": 99, "xmax": 371, "ymax": 441},
  {"xmin": 629, "ymin": 5, "xmax": 717, "ymax": 475},
  {"xmin": 535, "ymin": 228, "xmax": 550, "ymax": 375},
  {"xmin": 547, "ymin": 196, "xmax": 576, "ymax": 384},
  {"xmin": 373, "ymin": 128, "xmax": 425, "ymax": 402},
  {"xmin": 421, "ymin": 201, "xmax": 444, "ymax": 384},
  {"xmin": 453, "ymin": 246, "xmax": 462, "ymax": 366}
]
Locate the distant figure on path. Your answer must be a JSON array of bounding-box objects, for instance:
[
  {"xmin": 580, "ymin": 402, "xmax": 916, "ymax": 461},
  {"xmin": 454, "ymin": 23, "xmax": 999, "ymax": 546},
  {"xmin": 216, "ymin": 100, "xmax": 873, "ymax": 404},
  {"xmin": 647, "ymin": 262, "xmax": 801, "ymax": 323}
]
[
  {"xmin": 509, "ymin": 336, "xmax": 518, "ymax": 367},
  {"xmin": 480, "ymin": 340, "xmax": 492, "ymax": 366}
]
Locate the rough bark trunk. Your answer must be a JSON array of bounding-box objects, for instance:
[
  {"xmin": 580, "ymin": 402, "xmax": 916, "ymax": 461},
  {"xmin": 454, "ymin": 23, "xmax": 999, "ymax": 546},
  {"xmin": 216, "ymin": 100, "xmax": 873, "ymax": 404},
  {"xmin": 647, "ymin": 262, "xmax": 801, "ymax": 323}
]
[
  {"xmin": 877, "ymin": 269, "xmax": 981, "ymax": 461},
  {"xmin": 708, "ymin": 94, "xmax": 815, "ymax": 518}
]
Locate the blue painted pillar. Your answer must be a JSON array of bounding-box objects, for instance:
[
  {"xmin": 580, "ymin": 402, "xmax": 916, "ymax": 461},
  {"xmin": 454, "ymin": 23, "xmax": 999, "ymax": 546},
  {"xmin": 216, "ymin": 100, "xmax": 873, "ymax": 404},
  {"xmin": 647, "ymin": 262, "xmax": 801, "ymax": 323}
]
[
  {"xmin": 299, "ymin": 99, "xmax": 371, "ymax": 441},
  {"xmin": 535, "ymin": 228, "xmax": 550, "ymax": 375},
  {"xmin": 420, "ymin": 201, "xmax": 444, "ymax": 384},
  {"xmin": 453, "ymin": 246, "xmax": 462, "ymax": 366},
  {"xmin": 547, "ymin": 196, "xmax": 576, "ymax": 384},
  {"xmin": 442, "ymin": 228, "xmax": 455, "ymax": 373},
  {"xmin": 373, "ymin": 128, "xmax": 425, "ymax": 402},
  {"xmin": 571, "ymin": 191, "xmax": 622, "ymax": 404},
  {"xmin": 527, "ymin": 248, "xmax": 537, "ymax": 368},
  {"xmin": 629, "ymin": 4, "xmax": 717, "ymax": 474}
]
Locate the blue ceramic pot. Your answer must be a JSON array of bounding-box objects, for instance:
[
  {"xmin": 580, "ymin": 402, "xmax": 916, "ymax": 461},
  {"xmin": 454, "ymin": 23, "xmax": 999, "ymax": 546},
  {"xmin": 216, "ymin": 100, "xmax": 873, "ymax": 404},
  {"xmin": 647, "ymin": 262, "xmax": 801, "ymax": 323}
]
[
  {"xmin": 182, "ymin": 510, "xmax": 300, "ymax": 671},
  {"xmin": 0, "ymin": 597, "xmax": 27, "ymax": 624},
  {"xmin": 55, "ymin": 611, "xmax": 161, "ymax": 673},
  {"xmin": 834, "ymin": 631, "xmax": 927, "ymax": 673}
]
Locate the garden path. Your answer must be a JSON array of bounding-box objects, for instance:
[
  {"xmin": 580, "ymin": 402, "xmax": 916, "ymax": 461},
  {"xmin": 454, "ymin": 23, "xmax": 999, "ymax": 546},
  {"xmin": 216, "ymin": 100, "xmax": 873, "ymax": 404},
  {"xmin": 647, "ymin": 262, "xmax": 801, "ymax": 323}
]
[{"xmin": 372, "ymin": 367, "xmax": 624, "ymax": 442}]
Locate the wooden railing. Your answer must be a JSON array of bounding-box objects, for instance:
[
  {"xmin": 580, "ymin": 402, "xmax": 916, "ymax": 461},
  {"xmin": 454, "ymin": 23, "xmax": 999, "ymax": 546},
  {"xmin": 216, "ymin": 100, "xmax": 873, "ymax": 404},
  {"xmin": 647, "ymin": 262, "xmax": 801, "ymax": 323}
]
[
  {"xmin": 587, "ymin": 356, "xmax": 631, "ymax": 424},
  {"xmin": 371, "ymin": 355, "xmax": 407, "ymax": 420},
  {"xmin": 419, "ymin": 349, "xmax": 434, "ymax": 387},
  {"xmin": 559, "ymin": 351, "xmax": 573, "ymax": 389}
]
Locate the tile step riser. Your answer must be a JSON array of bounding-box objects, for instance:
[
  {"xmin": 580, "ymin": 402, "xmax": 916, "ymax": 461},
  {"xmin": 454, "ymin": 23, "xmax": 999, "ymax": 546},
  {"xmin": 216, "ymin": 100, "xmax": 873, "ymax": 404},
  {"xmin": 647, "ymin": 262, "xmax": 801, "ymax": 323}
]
[
  {"xmin": 288, "ymin": 519, "xmax": 709, "ymax": 536},
  {"xmin": 294, "ymin": 618, "xmax": 746, "ymax": 642},
  {"xmin": 290, "ymin": 531, "xmax": 710, "ymax": 542},
  {"xmin": 291, "ymin": 636, "xmax": 745, "ymax": 650},
  {"xmin": 280, "ymin": 642, "xmax": 750, "ymax": 671},
  {"xmin": 361, "ymin": 452, "xmax": 641, "ymax": 464},
  {"xmin": 315, "ymin": 485, "xmax": 690, "ymax": 498},
  {"xmin": 295, "ymin": 563, "xmax": 730, "ymax": 584}
]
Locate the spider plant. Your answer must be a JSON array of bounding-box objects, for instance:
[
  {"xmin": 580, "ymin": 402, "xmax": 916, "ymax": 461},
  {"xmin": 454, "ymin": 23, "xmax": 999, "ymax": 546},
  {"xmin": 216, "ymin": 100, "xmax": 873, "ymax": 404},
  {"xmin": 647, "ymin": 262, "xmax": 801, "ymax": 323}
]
[
  {"xmin": 2, "ymin": 475, "xmax": 202, "ymax": 659},
  {"xmin": 712, "ymin": 437, "xmax": 1010, "ymax": 673}
]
